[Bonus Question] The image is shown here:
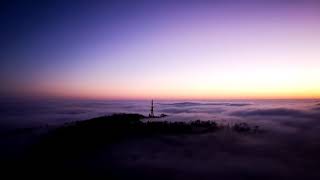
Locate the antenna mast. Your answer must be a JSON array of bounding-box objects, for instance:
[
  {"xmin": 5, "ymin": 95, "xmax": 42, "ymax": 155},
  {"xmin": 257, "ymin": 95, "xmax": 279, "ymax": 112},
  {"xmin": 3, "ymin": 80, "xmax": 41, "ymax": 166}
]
[{"xmin": 149, "ymin": 99, "xmax": 154, "ymax": 117}]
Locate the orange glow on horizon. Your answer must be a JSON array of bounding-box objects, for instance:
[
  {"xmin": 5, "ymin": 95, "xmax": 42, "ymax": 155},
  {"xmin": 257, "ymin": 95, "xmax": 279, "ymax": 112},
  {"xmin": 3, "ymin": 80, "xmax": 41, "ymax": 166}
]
[{"xmin": 26, "ymin": 83, "xmax": 320, "ymax": 100}]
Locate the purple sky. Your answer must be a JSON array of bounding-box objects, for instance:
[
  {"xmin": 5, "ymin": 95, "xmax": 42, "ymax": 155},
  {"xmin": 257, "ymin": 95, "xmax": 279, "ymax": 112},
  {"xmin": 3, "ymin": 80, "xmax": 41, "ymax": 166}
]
[{"xmin": 1, "ymin": 1, "xmax": 320, "ymax": 100}]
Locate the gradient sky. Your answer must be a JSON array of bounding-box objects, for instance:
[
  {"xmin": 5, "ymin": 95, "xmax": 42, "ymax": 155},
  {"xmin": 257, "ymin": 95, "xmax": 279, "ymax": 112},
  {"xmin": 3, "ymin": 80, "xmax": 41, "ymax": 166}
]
[{"xmin": 1, "ymin": 0, "xmax": 320, "ymax": 100}]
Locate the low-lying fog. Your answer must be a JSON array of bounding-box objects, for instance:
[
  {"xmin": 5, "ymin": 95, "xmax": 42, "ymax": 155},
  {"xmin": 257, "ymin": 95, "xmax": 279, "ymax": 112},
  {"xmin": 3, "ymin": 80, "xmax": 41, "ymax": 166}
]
[{"xmin": 1, "ymin": 99, "xmax": 320, "ymax": 179}]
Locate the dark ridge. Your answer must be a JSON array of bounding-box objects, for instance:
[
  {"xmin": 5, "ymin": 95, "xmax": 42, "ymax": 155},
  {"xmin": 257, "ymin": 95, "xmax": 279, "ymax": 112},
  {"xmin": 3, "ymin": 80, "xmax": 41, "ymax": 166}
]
[
  {"xmin": 26, "ymin": 113, "xmax": 260, "ymax": 159},
  {"xmin": 17, "ymin": 113, "xmax": 261, "ymax": 178},
  {"xmin": 29, "ymin": 113, "xmax": 220, "ymax": 156},
  {"xmin": 32, "ymin": 113, "xmax": 147, "ymax": 154}
]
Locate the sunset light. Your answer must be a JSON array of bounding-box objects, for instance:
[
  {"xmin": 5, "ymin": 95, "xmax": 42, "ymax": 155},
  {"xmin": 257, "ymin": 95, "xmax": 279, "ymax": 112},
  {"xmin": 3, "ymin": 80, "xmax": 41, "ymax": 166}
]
[{"xmin": 2, "ymin": 1, "xmax": 320, "ymax": 100}]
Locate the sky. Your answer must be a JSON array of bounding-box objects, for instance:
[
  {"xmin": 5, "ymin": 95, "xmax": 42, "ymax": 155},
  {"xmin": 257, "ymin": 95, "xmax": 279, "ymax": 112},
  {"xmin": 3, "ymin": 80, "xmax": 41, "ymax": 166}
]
[{"xmin": 1, "ymin": 0, "xmax": 320, "ymax": 100}]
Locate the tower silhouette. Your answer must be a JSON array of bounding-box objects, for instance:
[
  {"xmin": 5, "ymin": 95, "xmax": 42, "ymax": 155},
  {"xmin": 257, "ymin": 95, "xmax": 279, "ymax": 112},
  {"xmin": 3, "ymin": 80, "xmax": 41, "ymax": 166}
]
[{"xmin": 149, "ymin": 100, "xmax": 154, "ymax": 117}]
